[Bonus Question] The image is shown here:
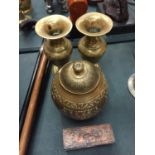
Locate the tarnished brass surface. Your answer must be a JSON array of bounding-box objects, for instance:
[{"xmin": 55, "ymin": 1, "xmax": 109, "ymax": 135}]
[
  {"xmin": 78, "ymin": 36, "xmax": 107, "ymax": 63},
  {"xmin": 51, "ymin": 60, "xmax": 108, "ymax": 120},
  {"xmin": 76, "ymin": 12, "xmax": 113, "ymax": 63},
  {"xmin": 35, "ymin": 15, "xmax": 73, "ymax": 72},
  {"xmin": 76, "ymin": 12, "xmax": 113, "ymax": 37},
  {"xmin": 59, "ymin": 61, "xmax": 100, "ymax": 94}
]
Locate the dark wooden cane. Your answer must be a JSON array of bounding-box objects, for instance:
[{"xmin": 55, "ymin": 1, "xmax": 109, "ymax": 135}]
[
  {"xmin": 19, "ymin": 52, "xmax": 48, "ymax": 155},
  {"xmin": 19, "ymin": 49, "xmax": 42, "ymax": 136}
]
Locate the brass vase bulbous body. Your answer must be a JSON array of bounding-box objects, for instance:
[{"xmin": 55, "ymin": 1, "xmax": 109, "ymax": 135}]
[
  {"xmin": 51, "ymin": 60, "xmax": 108, "ymax": 120},
  {"xmin": 35, "ymin": 15, "xmax": 73, "ymax": 72},
  {"xmin": 78, "ymin": 36, "xmax": 107, "ymax": 63},
  {"xmin": 43, "ymin": 38, "xmax": 72, "ymax": 66},
  {"xmin": 76, "ymin": 12, "xmax": 113, "ymax": 63}
]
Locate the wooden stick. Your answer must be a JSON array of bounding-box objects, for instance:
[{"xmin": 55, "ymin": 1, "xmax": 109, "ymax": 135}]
[
  {"xmin": 20, "ymin": 51, "xmax": 42, "ymax": 136},
  {"xmin": 19, "ymin": 53, "xmax": 48, "ymax": 155}
]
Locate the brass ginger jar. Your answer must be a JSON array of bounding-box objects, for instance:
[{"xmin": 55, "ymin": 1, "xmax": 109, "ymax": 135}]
[{"xmin": 51, "ymin": 60, "xmax": 108, "ymax": 120}]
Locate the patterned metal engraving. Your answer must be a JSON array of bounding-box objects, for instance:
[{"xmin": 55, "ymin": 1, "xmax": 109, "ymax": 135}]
[{"xmin": 63, "ymin": 124, "xmax": 115, "ymax": 150}]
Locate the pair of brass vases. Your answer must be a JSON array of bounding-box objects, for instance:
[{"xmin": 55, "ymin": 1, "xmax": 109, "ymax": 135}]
[{"xmin": 35, "ymin": 12, "xmax": 113, "ymax": 120}]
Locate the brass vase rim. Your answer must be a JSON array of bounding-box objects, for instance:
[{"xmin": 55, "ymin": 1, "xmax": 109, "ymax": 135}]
[
  {"xmin": 58, "ymin": 60, "xmax": 101, "ymax": 95},
  {"xmin": 75, "ymin": 12, "xmax": 113, "ymax": 37},
  {"xmin": 35, "ymin": 15, "xmax": 73, "ymax": 40}
]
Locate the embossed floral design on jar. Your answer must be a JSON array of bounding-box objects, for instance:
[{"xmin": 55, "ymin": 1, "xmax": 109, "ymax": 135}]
[{"xmin": 51, "ymin": 60, "xmax": 108, "ymax": 120}]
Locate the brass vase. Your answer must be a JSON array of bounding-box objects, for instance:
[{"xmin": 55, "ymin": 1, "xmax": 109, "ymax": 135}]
[
  {"xmin": 51, "ymin": 60, "xmax": 108, "ymax": 120},
  {"xmin": 76, "ymin": 12, "xmax": 113, "ymax": 63},
  {"xmin": 35, "ymin": 15, "xmax": 73, "ymax": 73}
]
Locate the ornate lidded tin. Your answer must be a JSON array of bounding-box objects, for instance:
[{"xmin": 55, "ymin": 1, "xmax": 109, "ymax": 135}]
[{"xmin": 51, "ymin": 60, "xmax": 108, "ymax": 120}]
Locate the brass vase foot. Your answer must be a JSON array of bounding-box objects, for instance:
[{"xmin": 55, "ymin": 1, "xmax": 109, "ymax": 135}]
[
  {"xmin": 76, "ymin": 12, "xmax": 113, "ymax": 63},
  {"xmin": 35, "ymin": 15, "xmax": 73, "ymax": 73}
]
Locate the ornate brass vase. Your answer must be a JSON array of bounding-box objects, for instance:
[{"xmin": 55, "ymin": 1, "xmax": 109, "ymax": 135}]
[
  {"xmin": 51, "ymin": 60, "xmax": 108, "ymax": 120},
  {"xmin": 35, "ymin": 15, "xmax": 73, "ymax": 73},
  {"xmin": 76, "ymin": 12, "xmax": 113, "ymax": 63}
]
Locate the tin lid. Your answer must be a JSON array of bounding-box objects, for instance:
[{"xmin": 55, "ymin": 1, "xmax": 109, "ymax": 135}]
[{"xmin": 59, "ymin": 60, "xmax": 100, "ymax": 94}]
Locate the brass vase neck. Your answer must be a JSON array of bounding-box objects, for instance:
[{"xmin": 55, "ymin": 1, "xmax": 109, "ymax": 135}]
[
  {"xmin": 46, "ymin": 38, "xmax": 66, "ymax": 47},
  {"xmin": 85, "ymin": 36, "xmax": 102, "ymax": 49},
  {"xmin": 43, "ymin": 37, "xmax": 72, "ymax": 66}
]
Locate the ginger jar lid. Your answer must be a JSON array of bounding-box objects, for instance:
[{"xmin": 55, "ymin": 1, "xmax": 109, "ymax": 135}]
[{"xmin": 58, "ymin": 60, "xmax": 100, "ymax": 94}]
